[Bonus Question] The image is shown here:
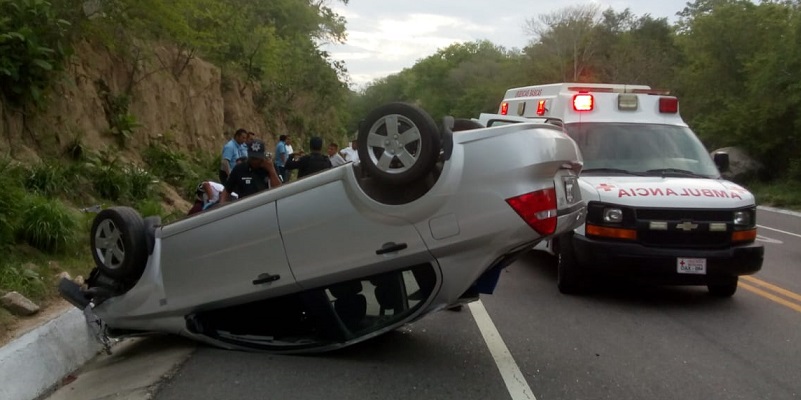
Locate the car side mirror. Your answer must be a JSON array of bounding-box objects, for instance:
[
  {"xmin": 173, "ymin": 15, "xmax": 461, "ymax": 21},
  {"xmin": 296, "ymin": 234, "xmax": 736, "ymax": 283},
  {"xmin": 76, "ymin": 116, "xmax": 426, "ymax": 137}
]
[{"xmin": 713, "ymin": 152, "xmax": 729, "ymax": 173}]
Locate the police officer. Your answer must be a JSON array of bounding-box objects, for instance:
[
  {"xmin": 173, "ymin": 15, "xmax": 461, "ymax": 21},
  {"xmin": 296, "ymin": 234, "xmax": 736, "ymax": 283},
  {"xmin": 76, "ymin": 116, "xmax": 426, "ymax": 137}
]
[
  {"xmin": 284, "ymin": 136, "xmax": 332, "ymax": 179},
  {"xmin": 219, "ymin": 139, "xmax": 282, "ymax": 203}
]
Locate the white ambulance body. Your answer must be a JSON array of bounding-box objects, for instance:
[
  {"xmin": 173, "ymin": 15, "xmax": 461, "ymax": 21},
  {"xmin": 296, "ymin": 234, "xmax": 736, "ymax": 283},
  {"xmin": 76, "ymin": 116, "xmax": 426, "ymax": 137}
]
[{"xmin": 492, "ymin": 83, "xmax": 763, "ymax": 296}]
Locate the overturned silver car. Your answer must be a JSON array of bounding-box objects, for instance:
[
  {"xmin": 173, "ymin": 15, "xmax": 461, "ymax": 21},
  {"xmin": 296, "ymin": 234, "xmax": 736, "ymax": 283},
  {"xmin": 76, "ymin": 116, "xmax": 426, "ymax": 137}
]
[{"xmin": 60, "ymin": 103, "xmax": 585, "ymax": 353}]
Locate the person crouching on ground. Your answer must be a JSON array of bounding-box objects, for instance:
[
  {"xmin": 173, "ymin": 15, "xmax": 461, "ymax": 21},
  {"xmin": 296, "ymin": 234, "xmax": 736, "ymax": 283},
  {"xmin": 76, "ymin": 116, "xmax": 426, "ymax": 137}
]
[{"xmin": 219, "ymin": 139, "xmax": 282, "ymax": 204}]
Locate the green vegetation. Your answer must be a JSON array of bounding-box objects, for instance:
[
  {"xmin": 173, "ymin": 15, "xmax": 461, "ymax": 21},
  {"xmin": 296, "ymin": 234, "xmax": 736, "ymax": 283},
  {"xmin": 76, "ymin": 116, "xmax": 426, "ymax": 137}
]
[
  {"xmin": 745, "ymin": 180, "xmax": 801, "ymax": 212},
  {"xmin": 351, "ymin": 0, "xmax": 801, "ymax": 189},
  {"xmin": 0, "ymin": 0, "xmax": 79, "ymax": 107},
  {"xmin": 18, "ymin": 195, "xmax": 79, "ymax": 254}
]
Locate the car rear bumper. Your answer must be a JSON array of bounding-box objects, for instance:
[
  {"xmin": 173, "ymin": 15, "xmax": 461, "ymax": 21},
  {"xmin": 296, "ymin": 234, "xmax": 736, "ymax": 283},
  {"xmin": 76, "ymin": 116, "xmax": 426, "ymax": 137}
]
[{"xmin": 572, "ymin": 235, "xmax": 764, "ymax": 284}]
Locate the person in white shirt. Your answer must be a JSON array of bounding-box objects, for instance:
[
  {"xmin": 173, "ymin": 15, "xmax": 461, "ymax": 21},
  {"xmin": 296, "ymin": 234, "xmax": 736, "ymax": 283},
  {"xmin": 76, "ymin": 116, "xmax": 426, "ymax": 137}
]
[
  {"xmin": 340, "ymin": 140, "xmax": 360, "ymax": 166},
  {"xmin": 327, "ymin": 143, "xmax": 347, "ymax": 167},
  {"xmin": 188, "ymin": 181, "xmax": 236, "ymax": 215}
]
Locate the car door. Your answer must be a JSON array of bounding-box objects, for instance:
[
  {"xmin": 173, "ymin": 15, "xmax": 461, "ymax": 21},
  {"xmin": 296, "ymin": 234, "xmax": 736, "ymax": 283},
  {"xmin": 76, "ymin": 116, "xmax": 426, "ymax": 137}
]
[
  {"xmin": 160, "ymin": 200, "xmax": 299, "ymax": 311},
  {"xmin": 277, "ymin": 179, "xmax": 435, "ymax": 290}
]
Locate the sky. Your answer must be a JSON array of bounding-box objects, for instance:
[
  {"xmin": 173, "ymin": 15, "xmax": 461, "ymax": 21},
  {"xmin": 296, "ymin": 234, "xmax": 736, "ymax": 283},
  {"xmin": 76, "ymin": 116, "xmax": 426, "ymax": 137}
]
[{"xmin": 323, "ymin": 0, "xmax": 691, "ymax": 88}]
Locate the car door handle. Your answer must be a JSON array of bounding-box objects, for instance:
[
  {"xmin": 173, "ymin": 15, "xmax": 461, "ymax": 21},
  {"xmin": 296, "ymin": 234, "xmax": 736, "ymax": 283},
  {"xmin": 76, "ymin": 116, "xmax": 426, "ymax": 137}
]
[
  {"xmin": 252, "ymin": 273, "xmax": 281, "ymax": 285},
  {"xmin": 376, "ymin": 242, "xmax": 408, "ymax": 255}
]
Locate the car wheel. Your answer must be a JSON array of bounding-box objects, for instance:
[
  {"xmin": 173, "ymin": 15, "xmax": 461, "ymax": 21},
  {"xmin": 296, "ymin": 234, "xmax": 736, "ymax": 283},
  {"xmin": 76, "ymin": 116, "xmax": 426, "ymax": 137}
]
[
  {"xmin": 90, "ymin": 207, "xmax": 148, "ymax": 281},
  {"xmin": 557, "ymin": 233, "xmax": 584, "ymax": 295},
  {"xmin": 708, "ymin": 277, "xmax": 738, "ymax": 297},
  {"xmin": 358, "ymin": 102, "xmax": 441, "ymax": 185}
]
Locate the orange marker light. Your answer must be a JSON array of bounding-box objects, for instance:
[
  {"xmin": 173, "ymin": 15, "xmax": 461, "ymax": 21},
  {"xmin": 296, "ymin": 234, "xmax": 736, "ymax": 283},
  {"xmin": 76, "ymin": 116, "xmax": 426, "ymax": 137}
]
[
  {"xmin": 586, "ymin": 224, "xmax": 637, "ymax": 240},
  {"xmin": 732, "ymin": 229, "xmax": 757, "ymax": 243}
]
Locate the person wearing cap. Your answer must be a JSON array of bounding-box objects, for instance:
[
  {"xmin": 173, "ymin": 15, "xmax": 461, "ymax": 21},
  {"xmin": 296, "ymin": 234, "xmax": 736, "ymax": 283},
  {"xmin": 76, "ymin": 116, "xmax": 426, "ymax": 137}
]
[
  {"xmin": 284, "ymin": 136, "xmax": 332, "ymax": 179},
  {"xmin": 220, "ymin": 139, "xmax": 282, "ymax": 203},
  {"xmin": 219, "ymin": 128, "xmax": 249, "ymax": 183}
]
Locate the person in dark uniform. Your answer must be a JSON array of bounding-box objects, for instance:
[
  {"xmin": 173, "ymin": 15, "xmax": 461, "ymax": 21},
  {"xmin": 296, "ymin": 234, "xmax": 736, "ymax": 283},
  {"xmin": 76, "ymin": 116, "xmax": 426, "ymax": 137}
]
[
  {"xmin": 284, "ymin": 136, "xmax": 332, "ymax": 179},
  {"xmin": 219, "ymin": 139, "xmax": 282, "ymax": 204}
]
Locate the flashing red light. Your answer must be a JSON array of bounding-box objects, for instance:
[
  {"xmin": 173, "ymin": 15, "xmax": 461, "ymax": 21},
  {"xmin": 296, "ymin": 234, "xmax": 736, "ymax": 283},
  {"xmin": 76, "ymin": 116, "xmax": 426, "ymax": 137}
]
[
  {"xmin": 573, "ymin": 94, "xmax": 594, "ymax": 112},
  {"xmin": 536, "ymin": 100, "xmax": 546, "ymax": 116},
  {"xmin": 659, "ymin": 97, "xmax": 679, "ymax": 113},
  {"xmin": 500, "ymin": 102, "xmax": 509, "ymax": 115},
  {"xmin": 506, "ymin": 187, "xmax": 557, "ymax": 236}
]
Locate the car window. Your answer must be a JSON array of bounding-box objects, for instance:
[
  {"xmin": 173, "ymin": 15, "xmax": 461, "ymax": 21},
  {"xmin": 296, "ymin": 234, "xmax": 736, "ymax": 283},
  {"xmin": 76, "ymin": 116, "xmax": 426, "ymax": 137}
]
[
  {"xmin": 191, "ymin": 264, "xmax": 437, "ymax": 351},
  {"xmin": 565, "ymin": 123, "xmax": 720, "ymax": 177}
]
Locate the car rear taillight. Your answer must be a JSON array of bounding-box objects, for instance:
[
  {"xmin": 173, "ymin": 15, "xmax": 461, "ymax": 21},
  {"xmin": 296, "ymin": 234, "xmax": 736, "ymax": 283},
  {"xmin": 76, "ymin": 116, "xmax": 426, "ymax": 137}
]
[
  {"xmin": 506, "ymin": 187, "xmax": 557, "ymax": 236},
  {"xmin": 500, "ymin": 102, "xmax": 509, "ymax": 115},
  {"xmin": 573, "ymin": 94, "xmax": 594, "ymax": 111},
  {"xmin": 536, "ymin": 100, "xmax": 546, "ymax": 116},
  {"xmin": 659, "ymin": 97, "xmax": 678, "ymax": 113}
]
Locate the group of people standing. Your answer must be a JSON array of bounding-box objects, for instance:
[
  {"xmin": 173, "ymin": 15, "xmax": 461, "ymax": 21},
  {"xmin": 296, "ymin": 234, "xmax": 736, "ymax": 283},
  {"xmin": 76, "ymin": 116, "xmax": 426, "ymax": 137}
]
[{"xmin": 189, "ymin": 129, "xmax": 360, "ymax": 216}]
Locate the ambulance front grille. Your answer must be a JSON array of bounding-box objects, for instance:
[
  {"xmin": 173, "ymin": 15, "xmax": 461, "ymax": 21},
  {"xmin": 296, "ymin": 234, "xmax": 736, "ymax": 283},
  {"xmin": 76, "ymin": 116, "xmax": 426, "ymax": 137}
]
[{"xmin": 634, "ymin": 208, "xmax": 733, "ymax": 248}]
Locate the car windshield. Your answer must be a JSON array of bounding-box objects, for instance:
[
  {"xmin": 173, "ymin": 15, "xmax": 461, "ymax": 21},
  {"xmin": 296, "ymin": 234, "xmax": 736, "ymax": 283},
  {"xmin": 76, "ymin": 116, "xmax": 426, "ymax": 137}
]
[{"xmin": 565, "ymin": 123, "xmax": 720, "ymax": 178}]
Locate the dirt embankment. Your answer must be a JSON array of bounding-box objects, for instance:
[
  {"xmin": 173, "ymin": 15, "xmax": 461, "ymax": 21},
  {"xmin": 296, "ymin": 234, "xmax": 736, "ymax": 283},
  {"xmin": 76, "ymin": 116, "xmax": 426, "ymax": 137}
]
[{"xmin": 0, "ymin": 40, "xmax": 281, "ymax": 162}]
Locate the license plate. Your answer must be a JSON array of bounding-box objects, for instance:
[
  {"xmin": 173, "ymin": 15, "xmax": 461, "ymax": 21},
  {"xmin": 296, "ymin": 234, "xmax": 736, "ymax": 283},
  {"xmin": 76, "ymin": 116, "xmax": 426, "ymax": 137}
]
[
  {"xmin": 563, "ymin": 176, "xmax": 580, "ymax": 204},
  {"xmin": 677, "ymin": 258, "xmax": 706, "ymax": 274}
]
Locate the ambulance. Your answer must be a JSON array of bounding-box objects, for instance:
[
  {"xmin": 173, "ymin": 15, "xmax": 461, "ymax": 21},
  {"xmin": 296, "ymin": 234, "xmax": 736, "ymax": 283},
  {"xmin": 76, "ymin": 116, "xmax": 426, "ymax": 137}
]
[{"xmin": 487, "ymin": 83, "xmax": 764, "ymax": 296}]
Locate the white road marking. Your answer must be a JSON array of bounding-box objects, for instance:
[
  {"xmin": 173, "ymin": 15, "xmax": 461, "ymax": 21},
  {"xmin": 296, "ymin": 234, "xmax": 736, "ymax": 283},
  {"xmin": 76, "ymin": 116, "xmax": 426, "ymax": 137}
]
[
  {"xmin": 757, "ymin": 225, "xmax": 801, "ymax": 239},
  {"xmin": 469, "ymin": 300, "xmax": 536, "ymax": 400},
  {"xmin": 756, "ymin": 235, "xmax": 784, "ymax": 244}
]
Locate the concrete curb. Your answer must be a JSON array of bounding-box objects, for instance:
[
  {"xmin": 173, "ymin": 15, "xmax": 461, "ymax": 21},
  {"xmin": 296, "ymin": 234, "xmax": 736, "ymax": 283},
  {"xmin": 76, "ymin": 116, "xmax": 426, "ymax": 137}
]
[
  {"xmin": 0, "ymin": 308, "xmax": 101, "ymax": 400},
  {"xmin": 757, "ymin": 205, "xmax": 801, "ymax": 218}
]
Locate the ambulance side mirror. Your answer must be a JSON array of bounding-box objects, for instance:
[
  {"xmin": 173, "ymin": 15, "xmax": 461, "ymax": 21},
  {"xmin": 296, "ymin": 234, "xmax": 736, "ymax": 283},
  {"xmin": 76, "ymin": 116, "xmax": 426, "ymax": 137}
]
[{"xmin": 713, "ymin": 152, "xmax": 730, "ymax": 173}]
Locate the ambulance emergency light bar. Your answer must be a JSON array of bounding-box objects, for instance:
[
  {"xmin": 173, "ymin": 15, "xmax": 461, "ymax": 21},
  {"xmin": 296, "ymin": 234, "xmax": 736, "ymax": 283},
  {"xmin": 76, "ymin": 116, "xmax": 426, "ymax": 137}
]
[{"xmin": 499, "ymin": 86, "xmax": 678, "ymax": 116}]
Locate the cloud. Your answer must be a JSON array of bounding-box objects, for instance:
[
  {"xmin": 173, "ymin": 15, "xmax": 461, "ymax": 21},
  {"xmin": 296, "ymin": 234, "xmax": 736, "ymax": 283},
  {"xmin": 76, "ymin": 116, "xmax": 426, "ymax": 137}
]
[{"xmin": 325, "ymin": 0, "xmax": 690, "ymax": 87}]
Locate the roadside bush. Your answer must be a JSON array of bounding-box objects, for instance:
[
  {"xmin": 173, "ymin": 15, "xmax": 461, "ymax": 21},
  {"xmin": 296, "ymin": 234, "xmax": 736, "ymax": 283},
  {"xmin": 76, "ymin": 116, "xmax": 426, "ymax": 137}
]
[
  {"xmin": 85, "ymin": 149, "xmax": 129, "ymax": 201},
  {"xmin": 17, "ymin": 195, "xmax": 78, "ymax": 254},
  {"xmin": 125, "ymin": 165, "xmax": 157, "ymax": 201},
  {"xmin": 0, "ymin": 264, "xmax": 46, "ymax": 300},
  {"xmin": 0, "ymin": 159, "xmax": 25, "ymax": 247},
  {"xmin": 24, "ymin": 160, "xmax": 69, "ymax": 197},
  {"xmin": 143, "ymin": 142, "xmax": 198, "ymax": 189},
  {"xmin": 0, "ymin": 0, "xmax": 74, "ymax": 107}
]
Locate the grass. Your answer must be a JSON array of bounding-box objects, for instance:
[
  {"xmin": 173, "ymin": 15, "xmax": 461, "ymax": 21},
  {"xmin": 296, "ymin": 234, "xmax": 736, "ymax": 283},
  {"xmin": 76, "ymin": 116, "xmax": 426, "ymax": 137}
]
[
  {"xmin": 742, "ymin": 179, "xmax": 801, "ymax": 212},
  {"xmin": 0, "ymin": 149, "xmax": 197, "ymax": 334}
]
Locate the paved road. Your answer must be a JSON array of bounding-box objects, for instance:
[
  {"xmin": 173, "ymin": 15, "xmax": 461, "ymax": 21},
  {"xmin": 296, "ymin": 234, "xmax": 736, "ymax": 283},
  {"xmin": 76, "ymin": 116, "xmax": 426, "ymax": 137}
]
[{"xmin": 50, "ymin": 208, "xmax": 801, "ymax": 400}]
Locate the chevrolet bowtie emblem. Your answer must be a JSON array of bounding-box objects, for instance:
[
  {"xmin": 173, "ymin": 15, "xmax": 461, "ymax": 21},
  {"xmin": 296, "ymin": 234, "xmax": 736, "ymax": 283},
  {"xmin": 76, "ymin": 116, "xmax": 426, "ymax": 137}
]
[{"xmin": 676, "ymin": 221, "xmax": 698, "ymax": 231}]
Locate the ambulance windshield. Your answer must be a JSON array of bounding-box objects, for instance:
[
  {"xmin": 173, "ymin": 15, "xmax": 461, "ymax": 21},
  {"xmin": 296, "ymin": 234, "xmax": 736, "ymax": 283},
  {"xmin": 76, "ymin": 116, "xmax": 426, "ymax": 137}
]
[{"xmin": 565, "ymin": 123, "xmax": 720, "ymax": 178}]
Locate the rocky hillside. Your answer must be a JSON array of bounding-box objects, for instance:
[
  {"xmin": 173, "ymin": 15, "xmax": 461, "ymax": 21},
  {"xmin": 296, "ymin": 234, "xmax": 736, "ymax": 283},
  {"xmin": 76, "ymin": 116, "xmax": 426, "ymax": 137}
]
[{"xmin": 0, "ymin": 40, "xmax": 284, "ymax": 163}]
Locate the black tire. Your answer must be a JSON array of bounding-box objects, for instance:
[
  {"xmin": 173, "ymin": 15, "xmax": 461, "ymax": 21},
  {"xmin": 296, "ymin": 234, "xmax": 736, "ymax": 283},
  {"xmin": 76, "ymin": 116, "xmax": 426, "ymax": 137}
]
[
  {"xmin": 358, "ymin": 103, "xmax": 441, "ymax": 185},
  {"xmin": 90, "ymin": 207, "xmax": 148, "ymax": 281},
  {"xmin": 557, "ymin": 233, "xmax": 584, "ymax": 295},
  {"xmin": 708, "ymin": 277, "xmax": 738, "ymax": 297}
]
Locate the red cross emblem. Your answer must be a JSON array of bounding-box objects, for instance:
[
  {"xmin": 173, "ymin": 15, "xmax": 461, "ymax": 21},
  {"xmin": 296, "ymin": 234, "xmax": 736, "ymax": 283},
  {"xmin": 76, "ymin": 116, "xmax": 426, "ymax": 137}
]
[{"xmin": 596, "ymin": 183, "xmax": 616, "ymax": 192}]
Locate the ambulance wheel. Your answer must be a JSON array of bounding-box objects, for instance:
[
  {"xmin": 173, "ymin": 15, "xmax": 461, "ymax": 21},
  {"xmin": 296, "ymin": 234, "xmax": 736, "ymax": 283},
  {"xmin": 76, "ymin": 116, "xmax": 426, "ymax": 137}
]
[
  {"xmin": 90, "ymin": 207, "xmax": 148, "ymax": 282},
  {"xmin": 557, "ymin": 233, "xmax": 584, "ymax": 295},
  {"xmin": 358, "ymin": 103, "xmax": 441, "ymax": 185},
  {"xmin": 707, "ymin": 277, "xmax": 738, "ymax": 297}
]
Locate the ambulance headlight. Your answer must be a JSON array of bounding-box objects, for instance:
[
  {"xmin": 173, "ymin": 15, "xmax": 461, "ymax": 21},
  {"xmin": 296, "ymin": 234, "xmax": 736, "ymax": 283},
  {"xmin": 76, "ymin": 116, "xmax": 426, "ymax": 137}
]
[
  {"xmin": 733, "ymin": 210, "xmax": 752, "ymax": 227},
  {"xmin": 603, "ymin": 208, "xmax": 624, "ymax": 223}
]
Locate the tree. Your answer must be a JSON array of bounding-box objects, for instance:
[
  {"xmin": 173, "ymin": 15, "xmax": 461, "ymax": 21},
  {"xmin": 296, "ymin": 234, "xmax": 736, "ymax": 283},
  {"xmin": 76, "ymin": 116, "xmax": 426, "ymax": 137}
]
[
  {"xmin": 523, "ymin": 3, "xmax": 602, "ymax": 81},
  {"xmin": 675, "ymin": 0, "xmax": 801, "ymax": 177}
]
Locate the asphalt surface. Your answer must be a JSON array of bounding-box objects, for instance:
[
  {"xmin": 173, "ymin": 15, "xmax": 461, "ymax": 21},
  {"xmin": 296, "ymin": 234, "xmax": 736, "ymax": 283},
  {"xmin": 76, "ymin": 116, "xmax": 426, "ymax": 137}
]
[{"xmin": 61, "ymin": 208, "xmax": 801, "ymax": 400}]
